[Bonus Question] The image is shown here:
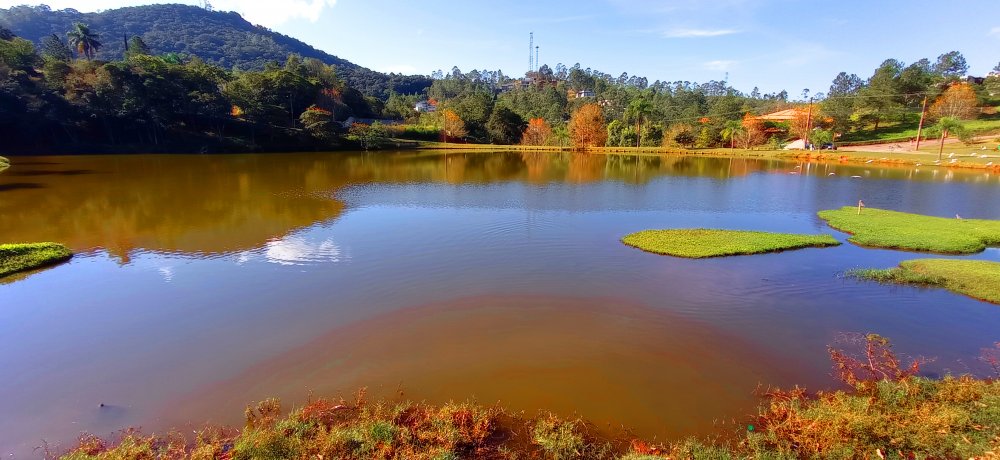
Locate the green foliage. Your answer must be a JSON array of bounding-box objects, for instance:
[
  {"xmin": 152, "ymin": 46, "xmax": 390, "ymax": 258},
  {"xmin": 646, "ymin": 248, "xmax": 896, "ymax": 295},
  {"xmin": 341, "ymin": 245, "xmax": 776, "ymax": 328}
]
[
  {"xmin": 747, "ymin": 375, "xmax": 1000, "ymax": 459},
  {"xmin": 348, "ymin": 122, "xmax": 389, "ymax": 150},
  {"xmin": 486, "ymin": 105, "xmax": 526, "ymax": 145},
  {"xmin": 0, "ymin": 4, "xmax": 431, "ymax": 97},
  {"xmin": 621, "ymin": 229, "xmax": 839, "ymax": 258},
  {"xmin": 672, "ymin": 128, "xmax": 695, "ymax": 148},
  {"xmin": 532, "ymin": 415, "xmax": 585, "ymax": 460},
  {"xmin": 66, "ymin": 22, "xmax": 101, "ymax": 60},
  {"xmin": 383, "ymin": 92, "xmax": 419, "ymax": 120},
  {"xmin": 850, "ymin": 259, "xmax": 1000, "ymax": 304},
  {"xmin": 299, "ymin": 105, "xmax": 335, "ymax": 143},
  {"xmin": 0, "ymin": 242, "xmax": 72, "ymax": 278},
  {"xmin": 123, "ymin": 35, "xmax": 149, "ymax": 59},
  {"xmin": 0, "ymin": 35, "xmax": 37, "ymax": 69},
  {"xmin": 818, "ymin": 207, "xmax": 1000, "ymax": 254}
]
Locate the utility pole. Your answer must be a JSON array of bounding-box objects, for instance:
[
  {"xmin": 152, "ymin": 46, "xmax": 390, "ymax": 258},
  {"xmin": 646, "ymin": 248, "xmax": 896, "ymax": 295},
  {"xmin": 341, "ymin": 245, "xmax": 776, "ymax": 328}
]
[
  {"xmin": 915, "ymin": 96, "xmax": 928, "ymax": 151},
  {"xmin": 805, "ymin": 97, "xmax": 814, "ymax": 147}
]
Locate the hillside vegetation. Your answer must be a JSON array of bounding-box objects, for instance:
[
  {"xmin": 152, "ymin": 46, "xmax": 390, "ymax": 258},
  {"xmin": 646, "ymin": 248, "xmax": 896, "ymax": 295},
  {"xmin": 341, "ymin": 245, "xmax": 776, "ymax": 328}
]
[{"xmin": 0, "ymin": 4, "xmax": 431, "ymax": 98}]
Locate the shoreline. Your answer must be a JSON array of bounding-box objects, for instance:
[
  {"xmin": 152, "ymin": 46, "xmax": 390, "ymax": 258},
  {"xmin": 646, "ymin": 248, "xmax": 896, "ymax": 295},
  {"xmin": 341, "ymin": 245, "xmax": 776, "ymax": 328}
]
[{"xmin": 3, "ymin": 142, "xmax": 998, "ymax": 173}]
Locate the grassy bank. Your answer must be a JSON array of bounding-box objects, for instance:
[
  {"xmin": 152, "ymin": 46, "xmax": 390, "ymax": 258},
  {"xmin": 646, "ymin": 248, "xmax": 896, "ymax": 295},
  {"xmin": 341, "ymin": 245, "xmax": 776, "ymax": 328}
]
[
  {"xmin": 850, "ymin": 259, "xmax": 1000, "ymax": 304},
  {"xmin": 413, "ymin": 142, "xmax": 1000, "ymax": 172},
  {"xmin": 0, "ymin": 243, "xmax": 73, "ymax": 278},
  {"xmin": 56, "ymin": 336, "xmax": 1000, "ymax": 459},
  {"xmin": 818, "ymin": 207, "xmax": 1000, "ymax": 254},
  {"xmin": 621, "ymin": 229, "xmax": 839, "ymax": 258}
]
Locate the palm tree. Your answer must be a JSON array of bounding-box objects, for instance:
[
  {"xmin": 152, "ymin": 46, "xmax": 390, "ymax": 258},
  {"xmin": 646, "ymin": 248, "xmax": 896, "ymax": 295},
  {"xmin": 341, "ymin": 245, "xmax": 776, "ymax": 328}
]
[
  {"xmin": 721, "ymin": 120, "xmax": 745, "ymax": 149},
  {"xmin": 67, "ymin": 23, "xmax": 101, "ymax": 60},
  {"xmin": 625, "ymin": 98, "xmax": 653, "ymax": 147}
]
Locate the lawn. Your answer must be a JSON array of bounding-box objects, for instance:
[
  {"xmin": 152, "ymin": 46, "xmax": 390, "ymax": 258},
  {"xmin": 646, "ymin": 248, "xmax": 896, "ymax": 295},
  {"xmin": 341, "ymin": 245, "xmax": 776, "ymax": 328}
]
[
  {"xmin": 0, "ymin": 243, "xmax": 73, "ymax": 278},
  {"xmin": 849, "ymin": 259, "xmax": 1000, "ymax": 305},
  {"xmin": 839, "ymin": 112, "xmax": 1000, "ymax": 144},
  {"xmin": 621, "ymin": 229, "xmax": 839, "ymax": 258},
  {"xmin": 818, "ymin": 207, "xmax": 1000, "ymax": 254}
]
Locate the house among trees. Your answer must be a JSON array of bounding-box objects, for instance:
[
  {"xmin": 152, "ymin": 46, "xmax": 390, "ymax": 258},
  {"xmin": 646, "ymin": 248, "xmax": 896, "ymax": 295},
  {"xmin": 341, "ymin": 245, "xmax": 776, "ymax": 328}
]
[{"xmin": 414, "ymin": 100, "xmax": 436, "ymax": 113}]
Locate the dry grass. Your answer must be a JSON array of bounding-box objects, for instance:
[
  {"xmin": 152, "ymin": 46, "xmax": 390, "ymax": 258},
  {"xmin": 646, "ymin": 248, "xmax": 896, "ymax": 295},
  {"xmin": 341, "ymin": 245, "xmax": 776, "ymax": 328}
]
[{"xmin": 56, "ymin": 335, "xmax": 1000, "ymax": 460}]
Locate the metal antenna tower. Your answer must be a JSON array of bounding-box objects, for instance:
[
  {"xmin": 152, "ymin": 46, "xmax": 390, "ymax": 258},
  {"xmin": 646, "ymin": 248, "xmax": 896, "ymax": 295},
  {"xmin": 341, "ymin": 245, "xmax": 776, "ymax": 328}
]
[
  {"xmin": 529, "ymin": 32, "xmax": 534, "ymax": 73},
  {"xmin": 535, "ymin": 46, "xmax": 539, "ymax": 72}
]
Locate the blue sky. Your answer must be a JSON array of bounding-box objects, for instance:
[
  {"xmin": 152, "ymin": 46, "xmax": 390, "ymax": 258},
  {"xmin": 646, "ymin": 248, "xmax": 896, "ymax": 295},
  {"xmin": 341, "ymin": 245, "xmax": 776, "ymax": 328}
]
[{"xmin": 3, "ymin": 0, "xmax": 999, "ymax": 96}]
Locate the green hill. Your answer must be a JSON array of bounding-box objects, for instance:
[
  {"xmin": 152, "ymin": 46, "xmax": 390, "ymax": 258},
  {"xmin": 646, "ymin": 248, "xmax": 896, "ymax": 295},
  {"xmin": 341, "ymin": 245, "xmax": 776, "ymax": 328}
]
[{"xmin": 0, "ymin": 3, "xmax": 431, "ymax": 98}]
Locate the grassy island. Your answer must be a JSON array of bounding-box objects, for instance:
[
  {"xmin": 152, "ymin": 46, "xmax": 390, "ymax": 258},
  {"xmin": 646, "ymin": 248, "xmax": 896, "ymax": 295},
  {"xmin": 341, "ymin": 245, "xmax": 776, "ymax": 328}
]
[
  {"xmin": 818, "ymin": 207, "xmax": 1000, "ymax": 254},
  {"xmin": 850, "ymin": 259, "xmax": 1000, "ymax": 304},
  {"xmin": 0, "ymin": 243, "xmax": 73, "ymax": 278},
  {"xmin": 55, "ymin": 336, "xmax": 1000, "ymax": 460},
  {"xmin": 621, "ymin": 229, "xmax": 839, "ymax": 258}
]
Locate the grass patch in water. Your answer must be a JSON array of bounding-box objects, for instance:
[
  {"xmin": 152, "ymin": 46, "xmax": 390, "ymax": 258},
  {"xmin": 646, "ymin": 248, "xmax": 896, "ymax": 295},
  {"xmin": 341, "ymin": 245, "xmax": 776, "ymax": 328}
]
[
  {"xmin": 621, "ymin": 229, "xmax": 839, "ymax": 258},
  {"xmin": 849, "ymin": 258, "xmax": 1000, "ymax": 304},
  {"xmin": 818, "ymin": 207, "xmax": 1000, "ymax": 254},
  {"xmin": 0, "ymin": 243, "xmax": 73, "ymax": 278},
  {"xmin": 55, "ymin": 337, "xmax": 1000, "ymax": 459}
]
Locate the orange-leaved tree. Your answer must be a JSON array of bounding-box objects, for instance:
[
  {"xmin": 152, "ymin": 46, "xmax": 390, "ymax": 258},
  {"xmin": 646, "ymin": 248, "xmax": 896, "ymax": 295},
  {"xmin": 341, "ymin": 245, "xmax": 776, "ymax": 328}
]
[
  {"xmin": 929, "ymin": 82, "xmax": 979, "ymax": 120},
  {"xmin": 790, "ymin": 109, "xmax": 811, "ymax": 140},
  {"xmin": 441, "ymin": 109, "xmax": 467, "ymax": 141},
  {"xmin": 521, "ymin": 118, "xmax": 552, "ymax": 146},
  {"xmin": 739, "ymin": 113, "xmax": 765, "ymax": 148},
  {"xmin": 568, "ymin": 103, "xmax": 607, "ymax": 149}
]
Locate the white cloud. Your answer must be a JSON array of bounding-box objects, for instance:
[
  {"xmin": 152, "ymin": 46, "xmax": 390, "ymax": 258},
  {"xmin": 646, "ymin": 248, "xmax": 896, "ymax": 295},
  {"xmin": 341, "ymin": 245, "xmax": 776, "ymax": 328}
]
[
  {"xmin": 0, "ymin": 0, "xmax": 337, "ymax": 27},
  {"xmin": 989, "ymin": 26, "xmax": 1000, "ymax": 37},
  {"xmin": 703, "ymin": 60, "xmax": 737, "ymax": 71},
  {"xmin": 664, "ymin": 28, "xmax": 740, "ymax": 38}
]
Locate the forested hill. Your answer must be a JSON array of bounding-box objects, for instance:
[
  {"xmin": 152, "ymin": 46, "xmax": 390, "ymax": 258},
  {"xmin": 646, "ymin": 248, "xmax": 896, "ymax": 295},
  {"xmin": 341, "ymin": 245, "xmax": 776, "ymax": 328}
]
[{"xmin": 0, "ymin": 3, "xmax": 431, "ymax": 97}]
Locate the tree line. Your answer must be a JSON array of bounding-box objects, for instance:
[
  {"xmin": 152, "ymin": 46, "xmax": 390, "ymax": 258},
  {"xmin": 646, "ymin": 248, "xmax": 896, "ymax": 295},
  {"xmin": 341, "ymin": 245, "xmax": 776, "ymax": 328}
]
[
  {"xmin": 0, "ymin": 23, "xmax": 390, "ymax": 152},
  {"xmin": 406, "ymin": 51, "xmax": 998, "ymax": 149},
  {"xmin": 1, "ymin": 19, "xmax": 997, "ymax": 153}
]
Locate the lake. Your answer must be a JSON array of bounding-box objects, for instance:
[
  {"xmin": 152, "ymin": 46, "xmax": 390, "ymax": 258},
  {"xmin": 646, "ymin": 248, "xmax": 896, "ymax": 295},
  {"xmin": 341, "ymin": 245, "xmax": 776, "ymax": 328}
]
[{"xmin": 1, "ymin": 151, "xmax": 999, "ymax": 457}]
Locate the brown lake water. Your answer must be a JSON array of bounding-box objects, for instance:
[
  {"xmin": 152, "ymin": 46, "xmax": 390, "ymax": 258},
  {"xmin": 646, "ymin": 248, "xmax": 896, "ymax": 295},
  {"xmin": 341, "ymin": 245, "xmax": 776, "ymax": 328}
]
[{"xmin": 1, "ymin": 151, "xmax": 999, "ymax": 457}]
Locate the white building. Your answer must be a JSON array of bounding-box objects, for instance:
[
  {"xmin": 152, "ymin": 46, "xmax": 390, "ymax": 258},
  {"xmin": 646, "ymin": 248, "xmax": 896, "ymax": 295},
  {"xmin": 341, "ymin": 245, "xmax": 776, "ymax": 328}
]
[{"xmin": 414, "ymin": 101, "xmax": 436, "ymax": 113}]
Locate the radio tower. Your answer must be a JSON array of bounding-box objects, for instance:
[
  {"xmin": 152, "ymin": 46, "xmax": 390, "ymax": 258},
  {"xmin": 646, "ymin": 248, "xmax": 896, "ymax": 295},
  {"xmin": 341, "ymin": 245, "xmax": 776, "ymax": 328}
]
[
  {"xmin": 535, "ymin": 46, "xmax": 539, "ymax": 72},
  {"xmin": 528, "ymin": 32, "xmax": 534, "ymax": 73}
]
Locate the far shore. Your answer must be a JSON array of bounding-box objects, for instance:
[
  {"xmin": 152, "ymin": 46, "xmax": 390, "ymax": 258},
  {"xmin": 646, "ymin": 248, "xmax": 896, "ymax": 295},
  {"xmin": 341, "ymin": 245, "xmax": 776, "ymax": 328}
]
[
  {"xmin": 3, "ymin": 142, "xmax": 999, "ymax": 174},
  {"xmin": 410, "ymin": 141, "xmax": 1000, "ymax": 172}
]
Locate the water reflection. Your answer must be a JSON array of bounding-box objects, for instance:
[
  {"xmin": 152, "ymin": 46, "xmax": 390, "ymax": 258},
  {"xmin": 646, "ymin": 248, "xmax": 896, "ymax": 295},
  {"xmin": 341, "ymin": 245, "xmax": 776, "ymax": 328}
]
[
  {"xmin": 2, "ymin": 151, "xmax": 1000, "ymax": 457},
  {"xmin": 2, "ymin": 152, "xmax": 996, "ymax": 262},
  {"xmin": 262, "ymin": 235, "xmax": 345, "ymax": 266}
]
